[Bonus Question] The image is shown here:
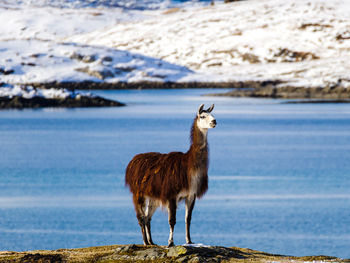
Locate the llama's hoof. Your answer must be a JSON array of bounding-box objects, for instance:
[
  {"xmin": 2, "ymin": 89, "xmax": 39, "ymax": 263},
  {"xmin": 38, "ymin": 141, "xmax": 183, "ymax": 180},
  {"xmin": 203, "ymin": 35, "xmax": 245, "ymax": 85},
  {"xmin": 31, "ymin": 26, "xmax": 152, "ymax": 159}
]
[
  {"xmin": 167, "ymin": 241, "xmax": 174, "ymax": 247},
  {"xmin": 186, "ymin": 241, "xmax": 193, "ymax": 245},
  {"xmin": 143, "ymin": 240, "xmax": 151, "ymax": 246}
]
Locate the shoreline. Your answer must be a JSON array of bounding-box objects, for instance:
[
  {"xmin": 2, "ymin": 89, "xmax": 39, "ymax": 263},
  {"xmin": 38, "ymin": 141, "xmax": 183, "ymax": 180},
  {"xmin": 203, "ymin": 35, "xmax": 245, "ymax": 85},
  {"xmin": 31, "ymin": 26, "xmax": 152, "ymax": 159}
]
[
  {"xmin": 0, "ymin": 95, "xmax": 125, "ymax": 109},
  {"xmin": 209, "ymin": 85, "xmax": 350, "ymax": 100},
  {"xmin": 26, "ymin": 80, "xmax": 283, "ymax": 90},
  {"xmin": 1, "ymin": 81, "xmax": 350, "ymax": 109},
  {"xmin": 0, "ymin": 244, "xmax": 346, "ymax": 263},
  {"xmin": 28, "ymin": 81, "xmax": 350, "ymax": 101}
]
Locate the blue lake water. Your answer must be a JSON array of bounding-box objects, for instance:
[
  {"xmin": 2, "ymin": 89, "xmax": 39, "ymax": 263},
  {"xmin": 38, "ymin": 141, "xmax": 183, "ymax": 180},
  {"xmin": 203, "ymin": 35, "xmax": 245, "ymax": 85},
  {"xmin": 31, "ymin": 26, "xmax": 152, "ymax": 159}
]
[{"xmin": 0, "ymin": 89, "xmax": 350, "ymax": 258}]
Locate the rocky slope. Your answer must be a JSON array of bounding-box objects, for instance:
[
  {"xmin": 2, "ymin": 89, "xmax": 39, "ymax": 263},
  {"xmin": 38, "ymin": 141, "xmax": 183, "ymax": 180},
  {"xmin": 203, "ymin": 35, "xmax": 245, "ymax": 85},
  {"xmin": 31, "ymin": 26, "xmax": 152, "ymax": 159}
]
[{"xmin": 0, "ymin": 245, "xmax": 346, "ymax": 263}]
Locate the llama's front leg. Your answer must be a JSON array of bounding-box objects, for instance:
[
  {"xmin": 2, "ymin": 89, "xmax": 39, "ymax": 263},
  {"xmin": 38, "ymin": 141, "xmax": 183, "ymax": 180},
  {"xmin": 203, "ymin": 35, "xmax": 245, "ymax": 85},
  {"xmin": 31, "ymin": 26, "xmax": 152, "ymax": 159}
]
[
  {"xmin": 185, "ymin": 195, "xmax": 196, "ymax": 244},
  {"xmin": 167, "ymin": 199, "xmax": 177, "ymax": 247}
]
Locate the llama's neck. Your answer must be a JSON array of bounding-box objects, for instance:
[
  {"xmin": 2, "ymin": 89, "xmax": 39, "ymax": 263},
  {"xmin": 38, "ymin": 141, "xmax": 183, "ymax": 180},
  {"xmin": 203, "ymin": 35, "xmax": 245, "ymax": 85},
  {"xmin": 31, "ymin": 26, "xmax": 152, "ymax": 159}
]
[
  {"xmin": 191, "ymin": 124, "xmax": 207, "ymax": 149},
  {"xmin": 186, "ymin": 116, "xmax": 210, "ymax": 198},
  {"xmin": 188, "ymin": 117, "xmax": 209, "ymax": 168}
]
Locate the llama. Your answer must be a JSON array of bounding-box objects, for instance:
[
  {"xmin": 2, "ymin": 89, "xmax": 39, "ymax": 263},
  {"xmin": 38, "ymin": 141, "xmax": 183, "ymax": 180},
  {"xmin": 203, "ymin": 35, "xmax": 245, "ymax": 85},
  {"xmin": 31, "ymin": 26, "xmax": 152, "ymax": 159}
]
[{"xmin": 125, "ymin": 104, "xmax": 216, "ymax": 247}]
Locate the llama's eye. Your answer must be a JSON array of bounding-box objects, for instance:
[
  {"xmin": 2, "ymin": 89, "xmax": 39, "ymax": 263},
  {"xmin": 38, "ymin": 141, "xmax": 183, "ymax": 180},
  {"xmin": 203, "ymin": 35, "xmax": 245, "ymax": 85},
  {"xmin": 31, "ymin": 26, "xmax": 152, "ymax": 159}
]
[{"xmin": 200, "ymin": 116, "xmax": 206, "ymax": 119}]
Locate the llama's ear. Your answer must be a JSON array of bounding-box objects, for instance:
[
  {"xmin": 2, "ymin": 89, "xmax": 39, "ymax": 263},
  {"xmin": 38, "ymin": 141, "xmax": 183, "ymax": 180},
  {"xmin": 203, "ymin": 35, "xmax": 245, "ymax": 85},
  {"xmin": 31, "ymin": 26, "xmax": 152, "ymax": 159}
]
[
  {"xmin": 198, "ymin": 104, "xmax": 205, "ymax": 115},
  {"xmin": 207, "ymin": 104, "xmax": 214, "ymax": 113}
]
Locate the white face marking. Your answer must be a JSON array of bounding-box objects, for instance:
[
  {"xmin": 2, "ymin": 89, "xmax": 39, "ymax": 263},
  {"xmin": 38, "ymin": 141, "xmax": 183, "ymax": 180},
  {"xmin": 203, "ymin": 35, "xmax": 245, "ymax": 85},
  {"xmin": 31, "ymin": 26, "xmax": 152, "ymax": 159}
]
[{"xmin": 197, "ymin": 111, "xmax": 216, "ymax": 130}]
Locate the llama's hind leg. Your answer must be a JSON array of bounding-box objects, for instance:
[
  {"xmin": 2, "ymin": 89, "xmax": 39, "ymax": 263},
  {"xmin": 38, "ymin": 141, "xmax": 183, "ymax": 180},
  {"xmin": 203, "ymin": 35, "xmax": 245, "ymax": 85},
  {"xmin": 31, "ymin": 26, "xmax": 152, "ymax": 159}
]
[
  {"xmin": 167, "ymin": 199, "xmax": 177, "ymax": 247},
  {"xmin": 133, "ymin": 195, "xmax": 149, "ymax": 245},
  {"xmin": 145, "ymin": 198, "xmax": 158, "ymax": 245}
]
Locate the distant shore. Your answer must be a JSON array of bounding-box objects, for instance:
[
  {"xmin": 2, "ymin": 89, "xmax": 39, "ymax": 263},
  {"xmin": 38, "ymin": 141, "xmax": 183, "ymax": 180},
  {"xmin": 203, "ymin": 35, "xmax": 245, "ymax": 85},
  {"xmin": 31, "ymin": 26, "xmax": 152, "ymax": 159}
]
[
  {"xmin": 31, "ymin": 80, "xmax": 350, "ymax": 101},
  {"xmin": 1, "ymin": 81, "xmax": 350, "ymax": 109},
  {"xmin": 207, "ymin": 83, "xmax": 350, "ymax": 101},
  {"xmin": 0, "ymin": 244, "xmax": 346, "ymax": 263},
  {"xmin": 26, "ymin": 81, "xmax": 244, "ymax": 90}
]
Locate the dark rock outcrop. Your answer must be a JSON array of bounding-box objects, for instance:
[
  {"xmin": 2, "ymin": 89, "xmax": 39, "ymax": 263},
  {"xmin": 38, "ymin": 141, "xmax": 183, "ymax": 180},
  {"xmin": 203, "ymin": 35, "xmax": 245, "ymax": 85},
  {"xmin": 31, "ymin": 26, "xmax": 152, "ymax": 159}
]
[
  {"xmin": 0, "ymin": 95, "xmax": 125, "ymax": 109},
  {"xmin": 209, "ymin": 84, "xmax": 350, "ymax": 101},
  {"xmin": 26, "ymin": 80, "xmax": 283, "ymax": 91}
]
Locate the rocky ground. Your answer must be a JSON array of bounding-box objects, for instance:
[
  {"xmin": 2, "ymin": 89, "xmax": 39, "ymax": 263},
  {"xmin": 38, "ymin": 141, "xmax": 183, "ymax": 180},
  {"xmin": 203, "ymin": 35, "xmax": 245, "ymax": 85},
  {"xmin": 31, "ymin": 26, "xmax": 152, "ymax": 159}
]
[{"xmin": 0, "ymin": 244, "xmax": 347, "ymax": 263}]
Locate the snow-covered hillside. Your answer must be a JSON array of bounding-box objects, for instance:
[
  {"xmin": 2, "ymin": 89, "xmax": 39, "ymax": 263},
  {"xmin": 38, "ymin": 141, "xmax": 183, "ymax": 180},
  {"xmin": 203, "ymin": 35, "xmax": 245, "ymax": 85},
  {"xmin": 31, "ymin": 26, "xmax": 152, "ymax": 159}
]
[
  {"xmin": 0, "ymin": 3, "xmax": 193, "ymax": 84},
  {"xmin": 0, "ymin": 39, "xmax": 193, "ymax": 83},
  {"xmin": 69, "ymin": 0, "xmax": 350, "ymax": 87},
  {"xmin": 1, "ymin": 0, "xmax": 350, "ymax": 88}
]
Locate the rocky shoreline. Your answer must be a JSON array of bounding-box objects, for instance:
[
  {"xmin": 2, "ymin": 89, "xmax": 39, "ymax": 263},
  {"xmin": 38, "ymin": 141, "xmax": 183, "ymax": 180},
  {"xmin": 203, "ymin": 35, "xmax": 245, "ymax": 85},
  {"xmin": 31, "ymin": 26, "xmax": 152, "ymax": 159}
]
[
  {"xmin": 2, "ymin": 81, "xmax": 350, "ymax": 109},
  {"xmin": 26, "ymin": 81, "xmax": 245, "ymax": 90},
  {"xmin": 30, "ymin": 80, "xmax": 350, "ymax": 102},
  {"xmin": 0, "ymin": 95, "xmax": 125, "ymax": 109},
  {"xmin": 0, "ymin": 83, "xmax": 125, "ymax": 109},
  {"xmin": 27, "ymin": 80, "xmax": 283, "ymax": 90},
  {"xmin": 0, "ymin": 244, "xmax": 346, "ymax": 263},
  {"xmin": 209, "ymin": 84, "xmax": 350, "ymax": 101}
]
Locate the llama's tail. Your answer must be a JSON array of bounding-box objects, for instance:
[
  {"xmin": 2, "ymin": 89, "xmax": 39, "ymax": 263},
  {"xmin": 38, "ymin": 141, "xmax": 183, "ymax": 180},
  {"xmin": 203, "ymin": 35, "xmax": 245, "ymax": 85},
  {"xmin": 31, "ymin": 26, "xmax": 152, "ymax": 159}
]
[
  {"xmin": 125, "ymin": 163, "xmax": 131, "ymax": 188},
  {"xmin": 125, "ymin": 156, "xmax": 138, "ymax": 191}
]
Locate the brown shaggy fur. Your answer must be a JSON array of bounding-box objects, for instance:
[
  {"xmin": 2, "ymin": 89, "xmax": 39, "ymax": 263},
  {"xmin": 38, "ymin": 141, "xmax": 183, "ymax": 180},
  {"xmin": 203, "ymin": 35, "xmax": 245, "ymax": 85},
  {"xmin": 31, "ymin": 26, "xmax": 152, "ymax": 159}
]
[{"xmin": 125, "ymin": 116, "xmax": 208, "ymax": 203}]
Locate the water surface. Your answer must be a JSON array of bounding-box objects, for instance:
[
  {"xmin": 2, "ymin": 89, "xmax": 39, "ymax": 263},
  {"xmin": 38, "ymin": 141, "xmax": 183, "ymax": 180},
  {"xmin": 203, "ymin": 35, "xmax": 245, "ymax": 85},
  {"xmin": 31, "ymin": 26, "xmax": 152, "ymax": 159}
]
[{"xmin": 0, "ymin": 89, "xmax": 349, "ymax": 258}]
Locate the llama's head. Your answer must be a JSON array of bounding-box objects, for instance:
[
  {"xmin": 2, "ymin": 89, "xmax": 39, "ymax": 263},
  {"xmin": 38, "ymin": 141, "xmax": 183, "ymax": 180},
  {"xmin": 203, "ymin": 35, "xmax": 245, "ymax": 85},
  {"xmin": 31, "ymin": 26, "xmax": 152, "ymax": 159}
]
[{"xmin": 197, "ymin": 104, "xmax": 216, "ymax": 130}]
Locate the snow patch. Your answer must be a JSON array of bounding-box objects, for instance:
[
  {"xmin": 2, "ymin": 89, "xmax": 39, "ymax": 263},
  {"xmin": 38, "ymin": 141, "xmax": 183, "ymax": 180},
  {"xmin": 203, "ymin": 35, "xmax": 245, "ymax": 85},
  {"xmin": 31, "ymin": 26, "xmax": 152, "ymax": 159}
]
[
  {"xmin": 0, "ymin": 84, "xmax": 88, "ymax": 99},
  {"xmin": 183, "ymin": 243, "xmax": 211, "ymax": 248}
]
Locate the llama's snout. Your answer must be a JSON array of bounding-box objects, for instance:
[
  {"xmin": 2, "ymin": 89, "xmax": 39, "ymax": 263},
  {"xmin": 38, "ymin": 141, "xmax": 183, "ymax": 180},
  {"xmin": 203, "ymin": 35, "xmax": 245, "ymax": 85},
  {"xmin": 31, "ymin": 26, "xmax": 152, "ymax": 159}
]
[{"xmin": 210, "ymin": 119, "xmax": 217, "ymax": 128}]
